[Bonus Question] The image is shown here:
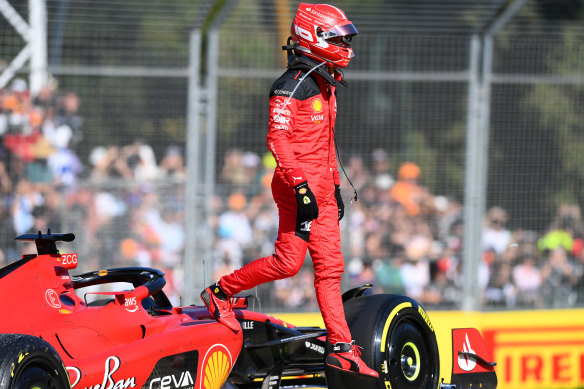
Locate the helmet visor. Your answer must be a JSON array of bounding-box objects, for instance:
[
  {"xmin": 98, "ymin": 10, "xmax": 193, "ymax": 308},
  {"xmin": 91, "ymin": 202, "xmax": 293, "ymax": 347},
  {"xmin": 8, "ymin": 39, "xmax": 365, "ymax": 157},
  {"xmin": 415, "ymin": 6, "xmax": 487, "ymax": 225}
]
[{"xmin": 319, "ymin": 23, "xmax": 359, "ymax": 46}]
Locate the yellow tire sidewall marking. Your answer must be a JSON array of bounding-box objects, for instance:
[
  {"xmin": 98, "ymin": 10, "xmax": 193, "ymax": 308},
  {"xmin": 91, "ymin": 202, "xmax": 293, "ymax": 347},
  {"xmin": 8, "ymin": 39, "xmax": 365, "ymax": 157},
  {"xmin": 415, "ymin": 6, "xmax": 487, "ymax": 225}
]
[{"xmin": 380, "ymin": 302, "xmax": 412, "ymax": 353}]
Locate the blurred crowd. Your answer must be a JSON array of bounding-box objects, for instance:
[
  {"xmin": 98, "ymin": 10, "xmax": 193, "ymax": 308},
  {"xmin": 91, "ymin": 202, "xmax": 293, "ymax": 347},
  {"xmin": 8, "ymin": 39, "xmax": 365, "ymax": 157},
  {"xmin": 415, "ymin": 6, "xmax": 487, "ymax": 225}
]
[
  {"xmin": 0, "ymin": 79, "xmax": 187, "ymax": 302},
  {"xmin": 1, "ymin": 78, "xmax": 583, "ymax": 310},
  {"xmin": 213, "ymin": 149, "xmax": 584, "ymax": 310}
]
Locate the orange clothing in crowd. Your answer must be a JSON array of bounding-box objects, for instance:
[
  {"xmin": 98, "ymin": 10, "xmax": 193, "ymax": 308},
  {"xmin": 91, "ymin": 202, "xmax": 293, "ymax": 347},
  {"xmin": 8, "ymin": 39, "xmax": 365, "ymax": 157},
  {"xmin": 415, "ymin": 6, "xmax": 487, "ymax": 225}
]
[{"xmin": 390, "ymin": 162, "xmax": 424, "ymax": 216}]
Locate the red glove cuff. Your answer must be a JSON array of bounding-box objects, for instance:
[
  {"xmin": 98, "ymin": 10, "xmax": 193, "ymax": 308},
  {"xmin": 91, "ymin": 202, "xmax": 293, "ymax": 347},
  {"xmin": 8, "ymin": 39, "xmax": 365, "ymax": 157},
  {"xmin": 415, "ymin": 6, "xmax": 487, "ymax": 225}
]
[{"xmin": 284, "ymin": 167, "xmax": 307, "ymax": 187}]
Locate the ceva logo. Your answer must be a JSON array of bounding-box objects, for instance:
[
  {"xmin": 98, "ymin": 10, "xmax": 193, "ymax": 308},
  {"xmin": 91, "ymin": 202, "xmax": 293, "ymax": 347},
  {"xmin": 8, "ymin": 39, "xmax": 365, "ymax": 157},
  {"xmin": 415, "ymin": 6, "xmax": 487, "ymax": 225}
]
[{"xmin": 149, "ymin": 371, "xmax": 194, "ymax": 389}]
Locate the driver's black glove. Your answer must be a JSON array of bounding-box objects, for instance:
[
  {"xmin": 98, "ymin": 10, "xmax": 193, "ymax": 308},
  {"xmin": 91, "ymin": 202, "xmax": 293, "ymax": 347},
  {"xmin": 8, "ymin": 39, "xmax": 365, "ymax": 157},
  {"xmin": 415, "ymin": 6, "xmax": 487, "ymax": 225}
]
[
  {"xmin": 335, "ymin": 184, "xmax": 344, "ymax": 221},
  {"xmin": 294, "ymin": 181, "xmax": 319, "ymax": 221}
]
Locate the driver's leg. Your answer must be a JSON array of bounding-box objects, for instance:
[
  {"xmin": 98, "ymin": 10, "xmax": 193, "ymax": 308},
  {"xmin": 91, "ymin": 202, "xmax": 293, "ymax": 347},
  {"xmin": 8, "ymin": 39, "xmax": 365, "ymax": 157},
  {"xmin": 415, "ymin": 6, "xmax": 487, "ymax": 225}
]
[
  {"xmin": 309, "ymin": 198, "xmax": 379, "ymax": 378},
  {"xmin": 202, "ymin": 182, "xmax": 308, "ymax": 332}
]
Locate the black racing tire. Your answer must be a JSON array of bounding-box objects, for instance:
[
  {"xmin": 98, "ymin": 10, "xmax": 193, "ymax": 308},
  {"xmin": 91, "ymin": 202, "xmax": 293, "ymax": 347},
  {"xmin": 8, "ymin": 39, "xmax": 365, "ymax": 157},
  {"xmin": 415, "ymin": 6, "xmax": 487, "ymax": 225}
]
[
  {"xmin": 326, "ymin": 294, "xmax": 440, "ymax": 389},
  {"xmin": 0, "ymin": 334, "xmax": 70, "ymax": 389}
]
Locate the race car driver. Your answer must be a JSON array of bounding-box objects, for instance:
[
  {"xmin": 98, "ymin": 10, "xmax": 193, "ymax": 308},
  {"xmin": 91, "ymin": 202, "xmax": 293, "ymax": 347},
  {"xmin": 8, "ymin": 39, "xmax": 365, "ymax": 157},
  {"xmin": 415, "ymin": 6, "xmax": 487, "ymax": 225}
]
[{"xmin": 201, "ymin": 3, "xmax": 378, "ymax": 378}]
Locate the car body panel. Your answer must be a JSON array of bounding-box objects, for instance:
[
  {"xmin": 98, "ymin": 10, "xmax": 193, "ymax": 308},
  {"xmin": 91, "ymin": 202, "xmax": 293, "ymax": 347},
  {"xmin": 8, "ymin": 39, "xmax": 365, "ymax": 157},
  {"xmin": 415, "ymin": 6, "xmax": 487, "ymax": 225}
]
[{"xmin": 0, "ymin": 238, "xmax": 243, "ymax": 389}]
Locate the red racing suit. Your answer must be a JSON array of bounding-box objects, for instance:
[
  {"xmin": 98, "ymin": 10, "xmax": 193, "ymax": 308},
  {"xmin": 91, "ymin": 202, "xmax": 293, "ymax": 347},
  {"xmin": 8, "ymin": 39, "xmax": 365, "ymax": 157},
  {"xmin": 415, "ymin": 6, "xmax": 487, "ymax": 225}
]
[{"xmin": 220, "ymin": 55, "xmax": 352, "ymax": 344}]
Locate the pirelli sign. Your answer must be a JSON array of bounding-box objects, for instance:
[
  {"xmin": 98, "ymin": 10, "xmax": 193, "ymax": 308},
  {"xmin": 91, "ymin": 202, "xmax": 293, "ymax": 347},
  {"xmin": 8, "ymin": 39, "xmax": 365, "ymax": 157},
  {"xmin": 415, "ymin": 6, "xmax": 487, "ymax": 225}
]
[
  {"xmin": 429, "ymin": 309, "xmax": 584, "ymax": 389},
  {"xmin": 482, "ymin": 325, "xmax": 584, "ymax": 388}
]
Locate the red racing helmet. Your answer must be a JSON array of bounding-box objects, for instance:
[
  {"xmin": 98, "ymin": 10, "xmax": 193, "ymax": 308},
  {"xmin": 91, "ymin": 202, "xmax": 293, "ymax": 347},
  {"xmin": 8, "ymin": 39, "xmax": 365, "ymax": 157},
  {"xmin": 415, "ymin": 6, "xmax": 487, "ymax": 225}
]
[{"xmin": 290, "ymin": 3, "xmax": 358, "ymax": 68}]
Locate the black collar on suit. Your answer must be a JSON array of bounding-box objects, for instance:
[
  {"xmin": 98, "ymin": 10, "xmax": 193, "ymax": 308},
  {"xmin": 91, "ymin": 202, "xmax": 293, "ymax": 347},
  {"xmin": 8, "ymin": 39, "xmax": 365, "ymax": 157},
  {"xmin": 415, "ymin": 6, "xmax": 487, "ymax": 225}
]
[{"xmin": 287, "ymin": 54, "xmax": 349, "ymax": 88}]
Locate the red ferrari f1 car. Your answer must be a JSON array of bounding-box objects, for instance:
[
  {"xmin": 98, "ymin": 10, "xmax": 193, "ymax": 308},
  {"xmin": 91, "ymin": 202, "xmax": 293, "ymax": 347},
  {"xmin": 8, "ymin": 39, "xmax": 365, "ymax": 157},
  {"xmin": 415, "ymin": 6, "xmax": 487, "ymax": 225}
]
[{"xmin": 0, "ymin": 232, "xmax": 497, "ymax": 389}]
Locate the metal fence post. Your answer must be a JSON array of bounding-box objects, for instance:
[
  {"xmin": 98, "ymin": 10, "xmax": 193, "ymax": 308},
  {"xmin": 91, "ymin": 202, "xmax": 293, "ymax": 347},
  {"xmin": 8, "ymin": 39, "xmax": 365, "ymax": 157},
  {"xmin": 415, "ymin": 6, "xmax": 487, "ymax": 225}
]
[
  {"xmin": 462, "ymin": 34, "xmax": 483, "ymax": 311},
  {"xmin": 29, "ymin": 0, "xmax": 48, "ymax": 95},
  {"xmin": 203, "ymin": 28, "xmax": 220, "ymax": 287},
  {"xmin": 462, "ymin": 0, "xmax": 528, "ymax": 311},
  {"xmin": 184, "ymin": 28, "xmax": 203, "ymax": 305}
]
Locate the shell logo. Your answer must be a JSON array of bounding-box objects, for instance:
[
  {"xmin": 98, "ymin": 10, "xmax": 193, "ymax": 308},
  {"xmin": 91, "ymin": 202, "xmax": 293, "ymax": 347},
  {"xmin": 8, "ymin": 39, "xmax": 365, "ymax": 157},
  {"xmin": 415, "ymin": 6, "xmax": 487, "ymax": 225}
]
[
  {"xmin": 200, "ymin": 344, "xmax": 233, "ymax": 389},
  {"xmin": 312, "ymin": 98, "xmax": 322, "ymax": 112}
]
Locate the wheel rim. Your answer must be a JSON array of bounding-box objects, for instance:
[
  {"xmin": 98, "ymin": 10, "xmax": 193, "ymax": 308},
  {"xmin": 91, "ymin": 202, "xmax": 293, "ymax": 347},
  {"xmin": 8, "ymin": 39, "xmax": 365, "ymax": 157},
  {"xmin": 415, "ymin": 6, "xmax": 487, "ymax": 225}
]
[
  {"xmin": 14, "ymin": 363, "xmax": 58, "ymax": 389},
  {"xmin": 401, "ymin": 342, "xmax": 421, "ymax": 381},
  {"xmin": 385, "ymin": 316, "xmax": 437, "ymax": 389}
]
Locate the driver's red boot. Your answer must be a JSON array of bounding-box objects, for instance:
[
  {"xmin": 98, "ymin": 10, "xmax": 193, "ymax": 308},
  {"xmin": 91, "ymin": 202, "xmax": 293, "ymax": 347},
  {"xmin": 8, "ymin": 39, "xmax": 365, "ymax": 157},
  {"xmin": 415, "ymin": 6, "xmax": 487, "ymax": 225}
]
[
  {"xmin": 200, "ymin": 283, "xmax": 240, "ymax": 333},
  {"xmin": 326, "ymin": 341, "xmax": 379, "ymax": 378}
]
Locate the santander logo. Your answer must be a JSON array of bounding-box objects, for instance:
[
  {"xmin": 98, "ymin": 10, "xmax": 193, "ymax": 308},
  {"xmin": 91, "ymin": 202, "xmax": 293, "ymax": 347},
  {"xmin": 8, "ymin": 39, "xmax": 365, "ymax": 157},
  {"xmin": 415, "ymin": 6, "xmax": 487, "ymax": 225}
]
[
  {"xmin": 45, "ymin": 289, "xmax": 61, "ymax": 309},
  {"xmin": 458, "ymin": 333, "xmax": 477, "ymax": 371}
]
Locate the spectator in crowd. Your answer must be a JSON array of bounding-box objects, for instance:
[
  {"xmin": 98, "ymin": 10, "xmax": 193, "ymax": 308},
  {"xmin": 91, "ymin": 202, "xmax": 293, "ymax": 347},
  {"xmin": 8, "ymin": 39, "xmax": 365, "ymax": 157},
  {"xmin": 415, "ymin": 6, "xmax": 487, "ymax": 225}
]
[
  {"xmin": 538, "ymin": 204, "xmax": 582, "ymax": 253},
  {"xmin": 399, "ymin": 235, "xmax": 432, "ymax": 300},
  {"xmin": 512, "ymin": 253, "xmax": 542, "ymax": 307},
  {"xmin": 345, "ymin": 155, "xmax": 371, "ymax": 194},
  {"xmin": 273, "ymin": 267, "xmax": 318, "ymax": 310},
  {"xmin": 12, "ymin": 179, "xmax": 44, "ymax": 235},
  {"xmin": 158, "ymin": 145, "xmax": 186, "ymax": 180},
  {"xmin": 217, "ymin": 192, "xmax": 252, "ymax": 249},
  {"xmin": 0, "ymin": 159, "xmax": 13, "ymax": 194},
  {"xmin": 0, "ymin": 200, "xmax": 17, "ymax": 259},
  {"xmin": 121, "ymin": 140, "xmax": 159, "ymax": 182},
  {"xmin": 390, "ymin": 162, "xmax": 430, "ymax": 217},
  {"xmin": 33, "ymin": 81, "xmax": 58, "ymax": 112},
  {"xmin": 372, "ymin": 248, "xmax": 405, "ymax": 295},
  {"xmin": 46, "ymin": 127, "xmax": 83, "ymax": 188},
  {"xmin": 1, "ymin": 78, "xmax": 33, "ymax": 135},
  {"xmin": 422, "ymin": 260, "xmax": 460, "ymax": 307},
  {"xmin": 219, "ymin": 149, "xmax": 247, "ymax": 188},
  {"xmin": 483, "ymin": 206, "xmax": 512, "ymax": 256},
  {"xmin": 56, "ymin": 92, "xmax": 83, "ymax": 146},
  {"xmin": 119, "ymin": 237, "xmax": 150, "ymax": 267},
  {"xmin": 484, "ymin": 252, "xmax": 516, "ymax": 307},
  {"xmin": 370, "ymin": 148, "xmax": 394, "ymax": 191},
  {"xmin": 213, "ymin": 239, "xmax": 242, "ymax": 281},
  {"xmin": 541, "ymin": 246, "xmax": 580, "ymax": 308}
]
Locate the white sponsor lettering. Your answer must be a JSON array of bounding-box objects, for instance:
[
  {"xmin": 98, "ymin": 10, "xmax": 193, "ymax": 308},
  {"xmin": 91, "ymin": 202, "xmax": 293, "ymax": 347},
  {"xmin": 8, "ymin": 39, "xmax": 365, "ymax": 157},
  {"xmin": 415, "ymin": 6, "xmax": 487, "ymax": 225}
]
[
  {"xmin": 311, "ymin": 114, "xmax": 324, "ymax": 122},
  {"xmin": 274, "ymin": 115, "xmax": 289, "ymax": 124},
  {"xmin": 83, "ymin": 356, "xmax": 136, "ymax": 389},
  {"xmin": 149, "ymin": 371, "xmax": 194, "ymax": 389},
  {"xmin": 62, "ymin": 253, "xmax": 78, "ymax": 265},
  {"xmin": 274, "ymin": 89, "xmax": 292, "ymax": 96},
  {"xmin": 274, "ymin": 124, "xmax": 289, "ymax": 130},
  {"xmin": 273, "ymin": 108, "xmax": 291, "ymax": 115},
  {"xmin": 67, "ymin": 366, "xmax": 82, "ymax": 388},
  {"xmin": 242, "ymin": 321, "xmax": 254, "ymax": 330},
  {"xmin": 125, "ymin": 297, "xmax": 138, "ymax": 313},
  {"xmin": 269, "ymin": 142, "xmax": 282, "ymax": 168},
  {"xmin": 304, "ymin": 341, "xmax": 325, "ymax": 354}
]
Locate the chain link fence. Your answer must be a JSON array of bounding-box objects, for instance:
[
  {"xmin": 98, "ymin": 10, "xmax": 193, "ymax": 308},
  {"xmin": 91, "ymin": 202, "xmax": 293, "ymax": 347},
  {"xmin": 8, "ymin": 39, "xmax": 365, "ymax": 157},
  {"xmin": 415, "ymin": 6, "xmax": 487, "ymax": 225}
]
[{"xmin": 1, "ymin": 0, "xmax": 583, "ymax": 311}]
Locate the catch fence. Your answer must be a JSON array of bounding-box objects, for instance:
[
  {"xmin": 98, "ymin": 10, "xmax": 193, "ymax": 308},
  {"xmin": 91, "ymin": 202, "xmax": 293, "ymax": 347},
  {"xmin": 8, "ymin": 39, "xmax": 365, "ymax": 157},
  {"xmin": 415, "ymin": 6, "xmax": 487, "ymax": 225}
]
[{"xmin": 1, "ymin": 0, "xmax": 583, "ymax": 310}]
